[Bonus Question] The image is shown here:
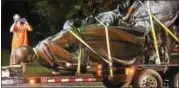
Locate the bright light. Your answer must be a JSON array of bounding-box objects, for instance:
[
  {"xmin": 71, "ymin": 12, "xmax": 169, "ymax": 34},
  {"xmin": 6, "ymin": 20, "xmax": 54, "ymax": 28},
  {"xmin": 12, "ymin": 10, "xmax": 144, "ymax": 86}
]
[
  {"xmin": 97, "ymin": 70, "xmax": 102, "ymax": 76},
  {"xmin": 29, "ymin": 79, "xmax": 35, "ymax": 84},
  {"xmin": 125, "ymin": 68, "xmax": 134, "ymax": 75},
  {"xmin": 97, "ymin": 65, "xmax": 102, "ymax": 69}
]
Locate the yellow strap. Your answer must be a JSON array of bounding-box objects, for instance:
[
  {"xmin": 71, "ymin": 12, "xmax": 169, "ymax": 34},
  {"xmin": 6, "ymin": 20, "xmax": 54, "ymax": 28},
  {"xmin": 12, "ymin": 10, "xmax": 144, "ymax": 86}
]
[
  {"xmin": 67, "ymin": 28, "xmax": 110, "ymax": 64},
  {"xmin": 76, "ymin": 27, "xmax": 82, "ymax": 74},
  {"xmin": 76, "ymin": 47, "xmax": 82, "ymax": 74},
  {"xmin": 33, "ymin": 47, "xmax": 39, "ymax": 60},
  {"xmin": 95, "ymin": 17, "xmax": 113, "ymax": 77},
  {"xmin": 152, "ymin": 15, "xmax": 179, "ymax": 42},
  {"xmin": 138, "ymin": 1, "xmax": 179, "ymax": 42},
  {"xmin": 147, "ymin": 1, "xmax": 160, "ymax": 64}
]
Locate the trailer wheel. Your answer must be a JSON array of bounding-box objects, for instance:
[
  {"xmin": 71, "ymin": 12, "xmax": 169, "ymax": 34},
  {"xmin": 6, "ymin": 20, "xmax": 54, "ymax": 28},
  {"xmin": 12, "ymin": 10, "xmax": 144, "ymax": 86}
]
[
  {"xmin": 102, "ymin": 65, "xmax": 124, "ymax": 88},
  {"xmin": 133, "ymin": 69, "xmax": 163, "ymax": 88},
  {"xmin": 169, "ymin": 72, "xmax": 179, "ymax": 88}
]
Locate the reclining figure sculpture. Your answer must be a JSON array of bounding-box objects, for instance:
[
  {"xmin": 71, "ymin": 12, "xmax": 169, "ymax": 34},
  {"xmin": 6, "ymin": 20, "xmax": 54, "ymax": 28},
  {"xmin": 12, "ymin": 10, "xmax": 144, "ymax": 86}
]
[{"xmin": 14, "ymin": 26, "xmax": 145, "ymax": 72}]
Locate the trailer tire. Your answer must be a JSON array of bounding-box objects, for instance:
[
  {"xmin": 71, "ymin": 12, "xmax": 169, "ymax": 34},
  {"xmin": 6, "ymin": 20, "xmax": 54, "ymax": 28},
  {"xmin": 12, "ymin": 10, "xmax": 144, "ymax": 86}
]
[
  {"xmin": 133, "ymin": 69, "xmax": 163, "ymax": 88},
  {"xmin": 102, "ymin": 64, "xmax": 124, "ymax": 88},
  {"xmin": 169, "ymin": 72, "xmax": 179, "ymax": 88}
]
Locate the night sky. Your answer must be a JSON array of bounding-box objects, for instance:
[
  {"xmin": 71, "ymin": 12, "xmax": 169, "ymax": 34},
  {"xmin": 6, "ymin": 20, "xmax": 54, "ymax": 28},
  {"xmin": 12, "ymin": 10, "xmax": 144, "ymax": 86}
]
[
  {"xmin": 2, "ymin": 0, "xmax": 41, "ymax": 50},
  {"xmin": 2, "ymin": 0, "xmax": 179, "ymax": 50}
]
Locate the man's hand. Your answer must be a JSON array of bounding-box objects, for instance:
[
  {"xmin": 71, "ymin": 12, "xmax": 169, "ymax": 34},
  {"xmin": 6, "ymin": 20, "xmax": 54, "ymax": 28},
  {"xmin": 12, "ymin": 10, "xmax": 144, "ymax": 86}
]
[
  {"xmin": 14, "ymin": 19, "xmax": 18, "ymax": 23},
  {"xmin": 23, "ymin": 18, "xmax": 28, "ymax": 24}
]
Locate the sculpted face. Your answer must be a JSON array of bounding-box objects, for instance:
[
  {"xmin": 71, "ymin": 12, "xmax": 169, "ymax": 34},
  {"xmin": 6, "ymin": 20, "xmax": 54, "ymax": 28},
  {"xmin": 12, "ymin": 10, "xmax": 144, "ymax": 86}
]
[{"xmin": 14, "ymin": 46, "xmax": 35, "ymax": 64}]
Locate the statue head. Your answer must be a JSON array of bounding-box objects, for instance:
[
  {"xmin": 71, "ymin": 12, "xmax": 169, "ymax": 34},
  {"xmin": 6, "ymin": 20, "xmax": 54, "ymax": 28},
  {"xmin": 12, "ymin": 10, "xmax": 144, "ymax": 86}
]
[{"xmin": 14, "ymin": 46, "xmax": 36, "ymax": 64}]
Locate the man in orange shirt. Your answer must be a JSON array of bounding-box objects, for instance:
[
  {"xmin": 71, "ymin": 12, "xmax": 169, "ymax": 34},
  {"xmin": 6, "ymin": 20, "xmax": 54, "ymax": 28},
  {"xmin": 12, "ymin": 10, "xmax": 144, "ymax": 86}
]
[{"xmin": 10, "ymin": 14, "xmax": 32, "ymax": 73}]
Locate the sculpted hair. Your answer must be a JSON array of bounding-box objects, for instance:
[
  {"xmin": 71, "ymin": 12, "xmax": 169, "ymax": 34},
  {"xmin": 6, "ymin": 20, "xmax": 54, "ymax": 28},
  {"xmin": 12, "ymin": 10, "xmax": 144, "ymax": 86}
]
[{"xmin": 15, "ymin": 46, "xmax": 35, "ymax": 64}]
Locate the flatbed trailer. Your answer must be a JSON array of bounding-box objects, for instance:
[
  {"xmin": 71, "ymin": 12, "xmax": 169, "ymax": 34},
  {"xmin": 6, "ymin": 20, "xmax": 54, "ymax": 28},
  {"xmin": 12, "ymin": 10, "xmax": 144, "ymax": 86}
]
[
  {"xmin": 2, "ymin": 43, "xmax": 179, "ymax": 88},
  {"xmin": 2, "ymin": 58, "xmax": 178, "ymax": 88},
  {"xmin": 2, "ymin": 64, "xmax": 104, "ymax": 85}
]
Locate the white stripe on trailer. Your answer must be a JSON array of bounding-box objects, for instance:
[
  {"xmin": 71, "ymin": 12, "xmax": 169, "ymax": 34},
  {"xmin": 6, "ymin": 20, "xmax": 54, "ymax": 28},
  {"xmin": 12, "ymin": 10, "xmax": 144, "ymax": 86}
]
[
  {"xmin": 47, "ymin": 79, "xmax": 55, "ymax": 83},
  {"xmin": 2, "ymin": 77, "xmax": 101, "ymax": 84},
  {"xmin": 46, "ymin": 78, "xmax": 98, "ymax": 83},
  {"xmin": 61, "ymin": 79, "xmax": 69, "ymax": 82},
  {"xmin": 171, "ymin": 53, "xmax": 179, "ymax": 55},
  {"xmin": 75, "ymin": 78, "xmax": 82, "ymax": 82},
  {"xmin": 2, "ymin": 79, "xmax": 14, "ymax": 85},
  {"xmin": 89, "ymin": 78, "xmax": 96, "ymax": 81}
]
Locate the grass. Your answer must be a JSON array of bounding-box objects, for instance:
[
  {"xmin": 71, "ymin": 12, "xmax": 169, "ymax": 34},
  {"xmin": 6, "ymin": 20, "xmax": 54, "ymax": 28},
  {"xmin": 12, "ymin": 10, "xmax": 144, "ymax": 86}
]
[
  {"xmin": 26, "ymin": 65, "xmax": 52, "ymax": 75},
  {"xmin": 2, "ymin": 49, "xmax": 51, "ymax": 74},
  {"xmin": 1, "ymin": 49, "xmax": 10, "ymax": 66},
  {"xmin": 24, "ymin": 61, "xmax": 52, "ymax": 75}
]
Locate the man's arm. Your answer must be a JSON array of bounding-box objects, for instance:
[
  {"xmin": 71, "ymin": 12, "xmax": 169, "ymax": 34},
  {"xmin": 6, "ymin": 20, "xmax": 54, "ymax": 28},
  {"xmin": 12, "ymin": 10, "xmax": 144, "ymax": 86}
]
[
  {"xmin": 24, "ymin": 18, "xmax": 33, "ymax": 31},
  {"xmin": 10, "ymin": 23, "xmax": 16, "ymax": 32},
  {"xmin": 26, "ymin": 24, "xmax": 33, "ymax": 31}
]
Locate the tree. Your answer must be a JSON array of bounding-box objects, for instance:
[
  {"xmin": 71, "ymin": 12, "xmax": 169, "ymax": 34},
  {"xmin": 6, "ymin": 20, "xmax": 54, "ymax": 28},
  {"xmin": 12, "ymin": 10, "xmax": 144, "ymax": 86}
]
[
  {"xmin": 33, "ymin": 0, "xmax": 91, "ymax": 36},
  {"xmin": 33, "ymin": 0, "xmax": 123, "ymax": 37}
]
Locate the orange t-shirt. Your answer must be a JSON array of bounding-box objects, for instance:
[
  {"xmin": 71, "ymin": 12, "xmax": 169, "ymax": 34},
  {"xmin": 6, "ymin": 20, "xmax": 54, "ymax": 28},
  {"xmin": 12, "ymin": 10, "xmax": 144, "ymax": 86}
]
[{"xmin": 11, "ymin": 23, "xmax": 30, "ymax": 50}]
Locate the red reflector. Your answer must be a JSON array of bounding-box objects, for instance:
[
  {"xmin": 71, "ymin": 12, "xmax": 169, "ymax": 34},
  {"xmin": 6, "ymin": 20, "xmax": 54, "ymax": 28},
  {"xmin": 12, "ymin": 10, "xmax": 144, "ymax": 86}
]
[
  {"xmin": 55, "ymin": 78, "xmax": 61, "ymax": 83},
  {"xmin": 41, "ymin": 77, "xmax": 47, "ymax": 83},
  {"xmin": 96, "ymin": 77, "xmax": 102, "ymax": 81},
  {"xmin": 69, "ymin": 78, "xmax": 75, "ymax": 82},
  {"xmin": 82, "ymin": 78, "xmax": 89, "ymax": 82}
]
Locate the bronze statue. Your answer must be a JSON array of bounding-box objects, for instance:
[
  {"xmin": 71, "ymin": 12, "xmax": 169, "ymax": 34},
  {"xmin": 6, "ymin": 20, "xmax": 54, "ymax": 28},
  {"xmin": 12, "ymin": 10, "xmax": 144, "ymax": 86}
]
[{"xmin": 9, "ymin": 0, "xmax": 179, "ymax": 75}]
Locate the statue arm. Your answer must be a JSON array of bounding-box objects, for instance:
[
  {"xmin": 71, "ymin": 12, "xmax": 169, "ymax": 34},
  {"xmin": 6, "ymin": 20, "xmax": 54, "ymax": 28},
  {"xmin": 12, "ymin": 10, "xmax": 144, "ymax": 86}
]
[
  {"xmin": 21, "ymin": 62, "xmax": 27, "ymax": 74},
  {"xmin": 123, "ymin": 0, "xmax": 142, "ymax": 21}
]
